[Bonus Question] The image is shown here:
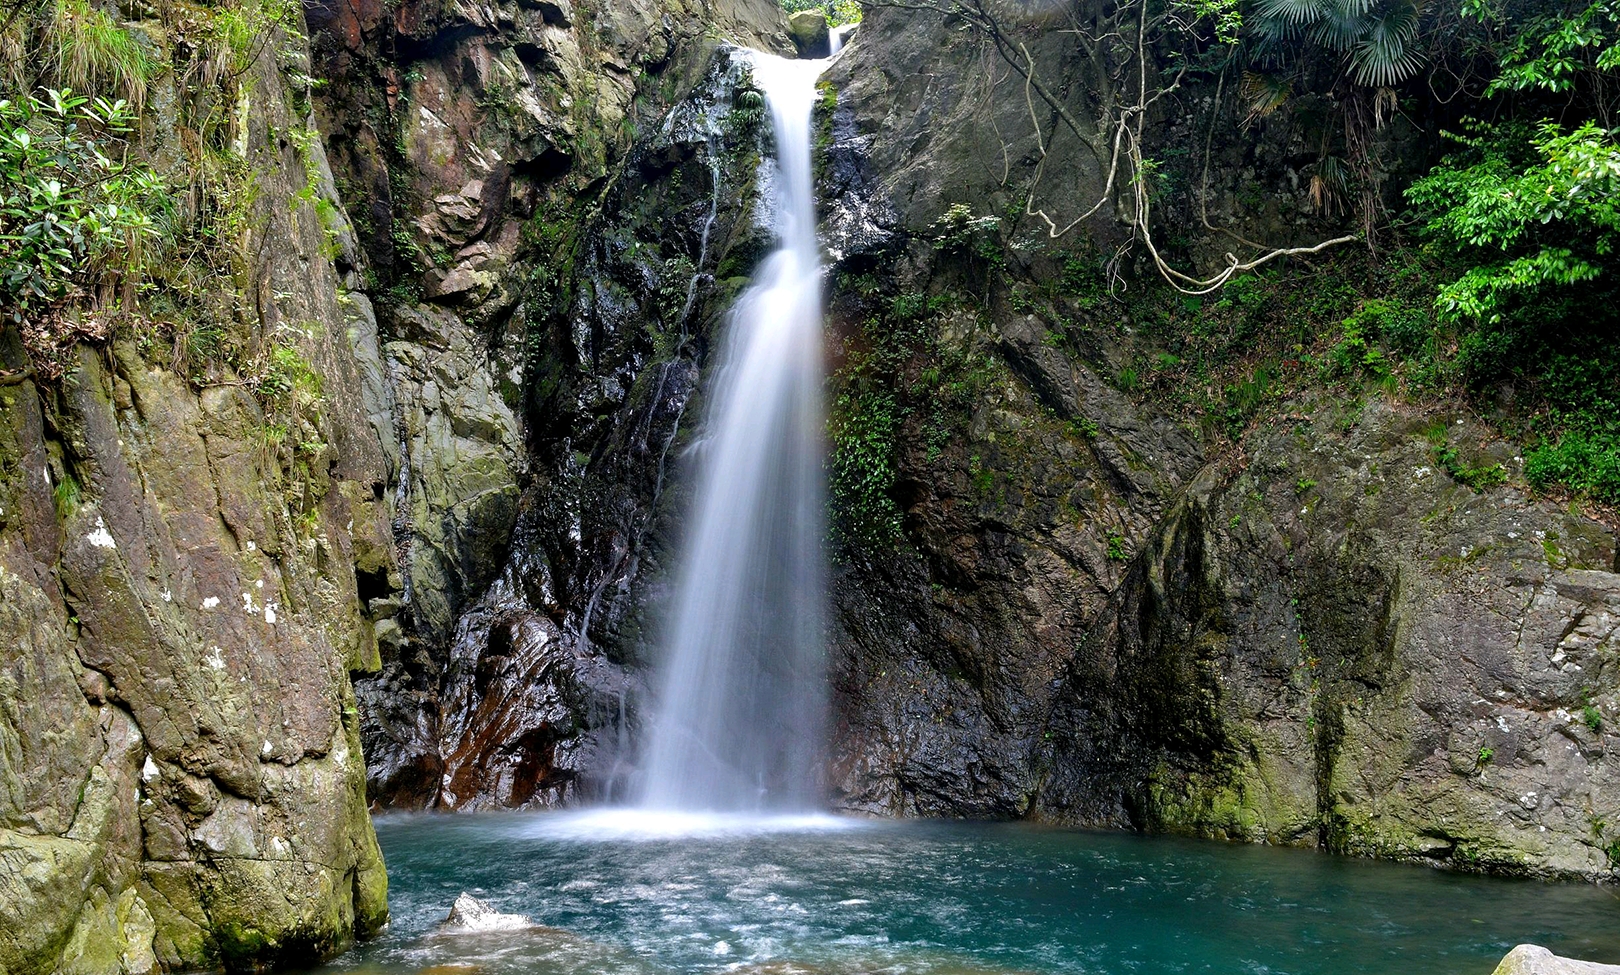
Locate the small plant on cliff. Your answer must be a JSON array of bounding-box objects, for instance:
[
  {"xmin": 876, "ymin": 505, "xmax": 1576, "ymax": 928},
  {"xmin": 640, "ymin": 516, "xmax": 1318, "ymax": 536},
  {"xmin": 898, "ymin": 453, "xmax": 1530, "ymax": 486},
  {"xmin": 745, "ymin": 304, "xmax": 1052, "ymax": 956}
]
[
  {"xmin": 726, "ymin": 76, "xmax": 766, "ymax": 141},
  {"xmin": 1426, "ymin": 428, "xmax": 1508, "ymax": 492},
  {"xmin": 51, "ymin": 470, "xmax": 80, "ymax": 517},
  {"xmin": 0, "ymin": 88, "xmax": 168, "ymax": 377},
  {"xmin": 931, "ymin": 203, "xmax": 1003, "ymax": 270},
  {"xmin": 1583, "ymin": 703, "xmax": 1604, "ymax": 734},
  {"xmin": 828, "ymin": 380, "xmax": 904, "ymax": 551},
  {"xmin": 40, "ymin": 0, "xmax": 159, "ymax": 109}
]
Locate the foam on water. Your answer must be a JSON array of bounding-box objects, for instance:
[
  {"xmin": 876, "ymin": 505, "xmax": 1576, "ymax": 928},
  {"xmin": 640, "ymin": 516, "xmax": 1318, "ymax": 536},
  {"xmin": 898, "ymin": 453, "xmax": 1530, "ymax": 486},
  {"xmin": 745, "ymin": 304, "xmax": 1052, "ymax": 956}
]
[{"xmin": 520, "ymin": 808, "xmax": 866, "ymax": 842}]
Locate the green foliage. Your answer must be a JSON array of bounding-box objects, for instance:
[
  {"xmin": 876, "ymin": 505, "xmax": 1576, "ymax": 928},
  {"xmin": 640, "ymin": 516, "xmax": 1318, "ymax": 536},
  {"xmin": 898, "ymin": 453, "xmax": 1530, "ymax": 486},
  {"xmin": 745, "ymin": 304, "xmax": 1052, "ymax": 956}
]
[
  {"xmin": 931, "ymin": 202, "xmax": 1002, "ymax": 261},
  {"xmin": 830, "ymin": 370, "xmax": 905, "ymax": 551},
  {"xmin": 778, "ymin": 0, "xmax": 861, "ymax": 27},
  {"xmin": 43, "ymin": 0, "xmax": 158, "ymax": 109},
  {"xmin": 1524, "ymin": 428, "xmax": 1620, "ymax": 504},
  {"xmin": 52, "ymin": 470, "xmax": 80, "ymax": 517},
  {"xmin": 0, "ymin": 88, "xmax": 168, "ymax": 375},
  {"xmin": 726, "ymin": 76, "xmax": 766, "ymax": 140},
  {"xmin": 1175, "ymin": 0, "xmax": 1242, "ymax": 43},
  {"xmin": 1253, "ymin": 0, "xmax": 1425, "ymax": 86},
  {"xmin": 1477, "ymin": 745, "xmax": 1494, "ymax": 766},
  {"xmin": 256, "ymin": 331, "xmax": 321, "ymax": 406},
  {"xmin": 1106, "ymin": 531, "xmax": 1127, "ymax": 561},
  {"xmin": 1466, "ymin": 0, "xmax": 1620, "ymax": 96},
  {"xmin": 1409, "ymin": 119, "xmax": 1620, "ymax": 506},
  {"xmin": 1408, "ymin": 121, "xmax": 1620, "ymax": 326},
  {"xmin": 828, "ymin": 290, "xmax": 1000, "ymax": 551},
  {"xmin": 1583, "ymin": 703, "xmax": 1604, "ymax": 733},
  {"xmin": 1323, "ymin": 312, "xmax": 1387, "ymax": 380}
]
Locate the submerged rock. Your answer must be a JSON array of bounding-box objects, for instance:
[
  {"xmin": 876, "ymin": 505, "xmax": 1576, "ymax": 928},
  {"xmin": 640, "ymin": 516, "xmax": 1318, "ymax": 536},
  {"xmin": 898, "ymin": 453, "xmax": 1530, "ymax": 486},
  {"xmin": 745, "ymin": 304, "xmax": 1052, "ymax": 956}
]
[
  {"xmin": 1493, "ymin": 945, "xmax": 1620, "ymax": 974},
  {"xmin": 442, "ymin": 893, "xmax": 533, "ymax": 932}
]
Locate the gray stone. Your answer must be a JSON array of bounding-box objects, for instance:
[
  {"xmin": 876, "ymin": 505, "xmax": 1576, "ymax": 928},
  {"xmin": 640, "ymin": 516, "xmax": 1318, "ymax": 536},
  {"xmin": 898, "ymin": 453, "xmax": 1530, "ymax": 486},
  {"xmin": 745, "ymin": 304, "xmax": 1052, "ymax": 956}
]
[
  {"xmin": 788, "ymin": 9, "xmax": 830, "ymax": 58},
  {"xmin": 1494, "ymin": 945, "xmax": 1620, "ymax": 975},
  {"xmin": 0, "ymin": 12, "xmax": 388, "ymax": 971}
]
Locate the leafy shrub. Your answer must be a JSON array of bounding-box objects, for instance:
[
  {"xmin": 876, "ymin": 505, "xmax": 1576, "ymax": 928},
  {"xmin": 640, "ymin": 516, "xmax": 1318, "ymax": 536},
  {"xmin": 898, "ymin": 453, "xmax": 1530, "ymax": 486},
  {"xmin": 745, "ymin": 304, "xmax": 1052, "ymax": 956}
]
[
  {"xmin": 1408, "ymin": 120, "xmax": 1619, "ymax": 328},
  {"xmin": 1525, "ymin": 429, "xmax": 1620, "ymax": 504},
  {"xmin": 0, "ymin": 88, "xmax": 168, "ymax": 375},
  {"xmin": 1409, "ymin": 116, "xmax": 1620, "ymax": 506},
  {"xmin": 778, "ymin": 0, "xmax": 861, "ymax": 26}
]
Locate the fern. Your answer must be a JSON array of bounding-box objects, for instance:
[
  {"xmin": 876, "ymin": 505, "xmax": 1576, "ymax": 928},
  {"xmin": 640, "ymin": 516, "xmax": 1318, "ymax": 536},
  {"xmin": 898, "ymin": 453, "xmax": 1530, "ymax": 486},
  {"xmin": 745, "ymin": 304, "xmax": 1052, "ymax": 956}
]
[{"xmin": 1256, "ymin": 0, "xmax": 1328, "ymax": 27}]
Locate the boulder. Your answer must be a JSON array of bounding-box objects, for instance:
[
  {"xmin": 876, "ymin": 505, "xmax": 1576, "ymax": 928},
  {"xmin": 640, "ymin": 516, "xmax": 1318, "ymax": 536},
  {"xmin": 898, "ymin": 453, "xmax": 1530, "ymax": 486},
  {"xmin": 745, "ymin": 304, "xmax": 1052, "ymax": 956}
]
[
  {"xmin": 787, "ymin": 9, "xmax": 830, "ymax": 58},
  {"xmin": 442, "ymin": 892, "xmax": 532, "ymax": 932},
  {"xmin": 1493, "ymin": 946, "xmax": 1620, "ymax": 974}
]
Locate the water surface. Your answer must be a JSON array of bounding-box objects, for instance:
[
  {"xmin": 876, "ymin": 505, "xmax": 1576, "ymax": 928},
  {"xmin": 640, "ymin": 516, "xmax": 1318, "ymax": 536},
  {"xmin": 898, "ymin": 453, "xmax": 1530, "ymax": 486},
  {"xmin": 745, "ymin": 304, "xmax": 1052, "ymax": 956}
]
[{"xmin": 317, "ymin": 811, "xmax": 1620, "ymax": 975}]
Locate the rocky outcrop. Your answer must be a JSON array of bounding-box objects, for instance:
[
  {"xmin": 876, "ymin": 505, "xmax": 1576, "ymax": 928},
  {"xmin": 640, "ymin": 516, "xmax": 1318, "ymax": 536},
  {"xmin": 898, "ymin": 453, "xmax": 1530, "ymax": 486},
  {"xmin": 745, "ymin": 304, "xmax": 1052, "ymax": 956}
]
[
  {"xmin": 787, "ymin": 10, "xmax": 830, "ymax": 58},
  {"xmin": 292, "ymin": 0, "xmax": 1620, "ymax": 895},
  {"xmin": 0, "ymin": 16, "xmax": 389, "ymax": 974},
  {"xmin": 441, "ymin": 892, "xmax": 531, "ymax": 931}
]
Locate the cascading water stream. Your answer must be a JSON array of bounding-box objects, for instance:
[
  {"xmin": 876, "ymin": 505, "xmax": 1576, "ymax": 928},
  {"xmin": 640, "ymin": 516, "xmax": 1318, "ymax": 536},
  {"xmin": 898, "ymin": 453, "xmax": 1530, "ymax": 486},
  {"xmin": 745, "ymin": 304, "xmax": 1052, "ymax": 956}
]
[{"xmin": 638, "ymin": 51, "xmax": 830, "ymax": 814}]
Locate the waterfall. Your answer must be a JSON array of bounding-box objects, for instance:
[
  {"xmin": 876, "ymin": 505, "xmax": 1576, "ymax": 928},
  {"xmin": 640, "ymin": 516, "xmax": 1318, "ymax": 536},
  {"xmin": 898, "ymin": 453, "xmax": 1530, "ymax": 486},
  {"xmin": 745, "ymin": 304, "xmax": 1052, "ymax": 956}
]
[
  {"xmin": 639, "ymin": 51, "xmax": 830, "ymax": 814},
  {"xmin": 829, "ymin": 23, "xmax": 857, "ymax": 55}
]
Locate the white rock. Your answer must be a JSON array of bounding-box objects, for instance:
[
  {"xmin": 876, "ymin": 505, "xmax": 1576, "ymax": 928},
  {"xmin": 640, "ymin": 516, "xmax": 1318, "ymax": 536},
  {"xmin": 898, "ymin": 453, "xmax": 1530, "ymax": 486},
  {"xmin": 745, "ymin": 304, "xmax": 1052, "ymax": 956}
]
[
  {"xmin": 1492, "ymin": 944, "xmax": 1620, "ymax": 974},
  {"xmin": 442, "ymin": 892, "xmax": 532, "ymax": 932},
  {"xmin": 86, "ymin": 517, "xmax": 117, "ymax": 550}
]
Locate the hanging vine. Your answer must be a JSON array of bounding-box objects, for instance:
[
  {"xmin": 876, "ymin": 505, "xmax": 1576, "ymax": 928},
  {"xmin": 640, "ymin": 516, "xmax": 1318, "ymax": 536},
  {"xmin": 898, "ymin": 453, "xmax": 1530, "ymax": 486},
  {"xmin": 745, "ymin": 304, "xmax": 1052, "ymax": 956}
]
[{"xmin": 867, "ymin": 0, "xmax": 1377, "ymax": 294}]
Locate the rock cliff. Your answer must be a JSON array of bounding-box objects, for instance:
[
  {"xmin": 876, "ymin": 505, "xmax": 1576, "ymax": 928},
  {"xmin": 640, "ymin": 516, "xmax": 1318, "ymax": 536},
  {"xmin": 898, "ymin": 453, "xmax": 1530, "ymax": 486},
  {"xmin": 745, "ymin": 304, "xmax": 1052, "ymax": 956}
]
[
  {"xmin": 813, "ymin": 5, "xmax": 1620, "ymax": 880},
  {"xmin": 301, "ymin": 0, "xmax": 793, "ymax": 810},
  {"xmin": 337, "ymin": 0, "xmax": 1619, "ymax": 886},
  {"xmin": 0, "ymin": 16, "xmax": 389, "ymax": 972}
]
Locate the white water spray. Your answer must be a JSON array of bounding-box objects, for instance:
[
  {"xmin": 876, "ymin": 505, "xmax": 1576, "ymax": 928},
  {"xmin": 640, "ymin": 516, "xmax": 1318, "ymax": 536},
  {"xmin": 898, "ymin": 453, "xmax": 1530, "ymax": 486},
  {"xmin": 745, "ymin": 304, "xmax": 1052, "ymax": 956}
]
[{"xmin": 639, "ymin": 51, "xmax": 830, "ymax": 813}]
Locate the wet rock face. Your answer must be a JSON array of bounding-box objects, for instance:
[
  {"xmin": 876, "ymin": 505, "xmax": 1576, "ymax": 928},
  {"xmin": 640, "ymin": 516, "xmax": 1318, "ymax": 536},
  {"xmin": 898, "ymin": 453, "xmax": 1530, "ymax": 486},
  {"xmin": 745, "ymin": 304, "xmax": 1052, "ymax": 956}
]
[
  {"xmin": 0, "ymin": 23, "xmax": 387, "ymax": 974},
  {"xmin": 1028, "ymin": 404, "xmax": 1620, "ymax": 878},
  {"xmin": 811, "ymin": 4, "xmax": 1620, "ymax": 879}
]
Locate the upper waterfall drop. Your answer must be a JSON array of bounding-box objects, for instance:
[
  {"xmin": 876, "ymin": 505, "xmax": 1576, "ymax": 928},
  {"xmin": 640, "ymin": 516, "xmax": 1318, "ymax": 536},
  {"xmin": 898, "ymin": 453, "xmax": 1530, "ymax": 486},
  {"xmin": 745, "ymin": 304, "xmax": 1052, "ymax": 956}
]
[{"xmin": 638, "ymin": 51, "xmax": 832, "ymax": 814}]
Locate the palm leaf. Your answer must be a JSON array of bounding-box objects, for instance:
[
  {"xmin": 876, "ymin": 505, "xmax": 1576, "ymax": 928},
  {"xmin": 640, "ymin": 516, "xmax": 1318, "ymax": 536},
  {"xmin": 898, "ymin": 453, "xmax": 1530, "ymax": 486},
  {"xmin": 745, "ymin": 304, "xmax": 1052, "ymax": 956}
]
[
  {"xmin": 1308, "ymin": 2, "xmax": 1371, "ymax": 52},
  {"xmin": 1255, "ymin": 0, "xmax": 1329, "ymax": 27},
  {"xmin": 1240, "ymin": 71, "xmax": 1294, "ymax": 127},
  {"xmin": 1348, "ymin": 0, "xmax": 1424, "ymax": 86}
]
